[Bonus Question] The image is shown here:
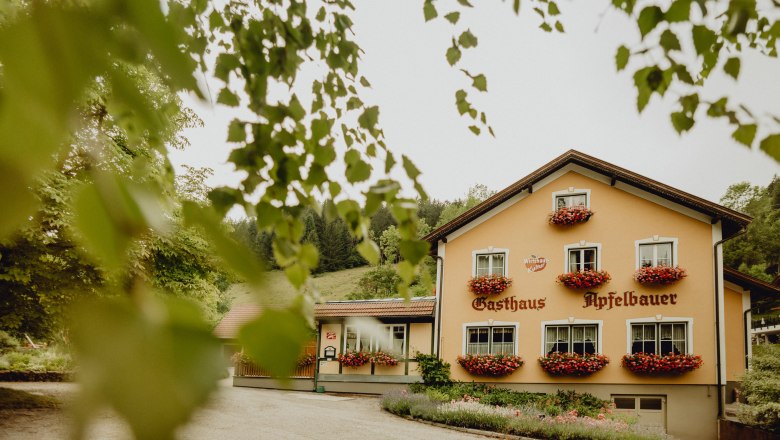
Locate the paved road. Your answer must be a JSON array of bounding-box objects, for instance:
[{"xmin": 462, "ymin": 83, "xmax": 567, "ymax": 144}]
[{"xmin": 1, "ymin": 380, "xmax": 483, "ymax": 439}]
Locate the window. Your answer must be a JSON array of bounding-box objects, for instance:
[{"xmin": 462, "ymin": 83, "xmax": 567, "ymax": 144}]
[
  {"xmin": 630, "ymin": 323, "xmax": 687, "ymax": 355},
  {"xmin": 345, "ymin": 324, "xmax": 406, "ymax": 354},
  {"xmin": 568, "ymin": 247, "xmax": 597, "ymax": 272},
  {"xmin": 475, "ymin": 253, "xmax": 505, "ymax": 276},
  {"xmin": 466, "ymin": 326, "xmax": 515, "ymax": 355},
  {"xmin": 639, "ymin": 242, "xmax": 673, "ymax": 267},
  {"xmin": 545, "ymin": 325, "xmax": 598, "ymax": 355},
  {"xmin": 556, "ymin": 193, "xmax": 588, "ymax": 209}
]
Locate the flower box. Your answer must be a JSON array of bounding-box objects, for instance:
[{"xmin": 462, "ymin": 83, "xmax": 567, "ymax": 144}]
[
  {"xmin": 457, "ymin": 353, "xmax": 524, "ymax": 377},
  {"xmin": 370, "ymin": 351, "xmax": 399, "ymax": 366},
  {"xmin": 634, "ymin": 266, "xmax": 687, "ymax": 285},
  {"xmin": 538, "ymin": 352, "xmax": 609, "ymax": 376},
  {"xmin": 549, "ymin": 206, "xmax": 593, "ymax": 226},
  {"xmin": 467, "ymin": 274, "xmax": 513, "ymax": 295},
  {"xmin": 557, "ymin": 270, "xmax": 611, "ymax": 289},
  {"xmin": 621, "ymin": 353, "xmax": 703, "ymax": 375},
  {"xmin": 337, "ymin": 350, "xmax": 371, "ymax": 368},
  {"xmin": 297, "ymin": 353, "xmax": 316, "ymax": 368}
]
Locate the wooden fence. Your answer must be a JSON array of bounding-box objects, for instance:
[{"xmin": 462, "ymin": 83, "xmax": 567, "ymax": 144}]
[{"xmin": 233, "ymin": 340, "xmax": 317, "ymax": 378}]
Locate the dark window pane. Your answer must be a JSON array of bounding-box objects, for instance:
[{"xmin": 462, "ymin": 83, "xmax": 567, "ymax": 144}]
[
  {"xmin": 640, "ymin": 398, "xmax": 663, "ymax": 410},
  {"xmin": 614, "ymin": 398, "xmax": 636, "ymax": 409},
  {"xmin": 572, "ymin": 342, "xmax": 584, "ymax": 355}
]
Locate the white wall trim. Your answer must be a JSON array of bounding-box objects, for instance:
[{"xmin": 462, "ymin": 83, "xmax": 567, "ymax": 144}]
[
  {"xmin": 461, "ymin": 321, "xmax": 519, "ymax": 355},
  {"xmin": 551, "ymin": 188, "xmax": 591, "ymax": 210},
  {"xmin": 563, "ymin": 242, "xmax": 602, "ymax": 272},
  {"xmin": 625, "ymin": 316, "xmax": 695, "ymax": 354},
  {"xmin": 539, "ymin": 319, "xmax": 604, "ymax": 355},
  {"xmin": 471, "ymin": 247, "xmax": 510, "ymax": 277},
  {"xmin": 634, "ymin": 236, "xmax": 679, "ymax": 269}
]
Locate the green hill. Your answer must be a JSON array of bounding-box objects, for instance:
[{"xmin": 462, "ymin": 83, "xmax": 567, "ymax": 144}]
[{"xmin": 227, "ymin": 266, "xmax": 372, "ymax": 307}]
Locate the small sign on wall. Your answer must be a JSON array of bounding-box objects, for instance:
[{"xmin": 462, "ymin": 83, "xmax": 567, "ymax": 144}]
[
  {"xmin": 324, "ymin": 346, "xmax": 336, "ymax": 360},
  {"xmin": 326, "ymin": 331, "xmax": 336, "ymax": 340},
  {"xmin": 524, "ymin": 255, "xmax": 548, "ymax": 272}
]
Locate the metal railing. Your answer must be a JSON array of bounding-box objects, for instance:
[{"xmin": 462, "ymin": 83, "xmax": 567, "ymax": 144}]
[{"xmin": 752, "ymin": 316, "xmax": 780, "ymax": 329}]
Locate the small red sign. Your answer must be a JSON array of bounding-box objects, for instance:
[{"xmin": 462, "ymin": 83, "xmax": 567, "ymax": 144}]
[{"xmin": 326, "ymin": 331, "xmax": 337, "ymax": 340}]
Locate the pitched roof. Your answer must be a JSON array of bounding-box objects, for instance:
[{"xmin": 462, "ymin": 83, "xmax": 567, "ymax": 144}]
[
  {"xmin": 213, "ymin": 303, "xmax": 262, "ymax": 339},
  {"xmin": 724, "ymin": 267, "xmax": 780, "ymax": 298},
  {"xmin": 424, "ymin": 150, "xmax": 752, "ymax": 247},
  {"xmin": 314, "ymin": 297, "xmax": 436, "ymax": 318},
  {"xmin": 215, "ymin": 297, "xmax": 436, "ymax": 339}
]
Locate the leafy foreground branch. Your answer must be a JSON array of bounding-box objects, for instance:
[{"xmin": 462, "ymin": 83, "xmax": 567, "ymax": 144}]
[{"xmin": 382, "ymin": 386, "xmax": 663, "ymax": 440}]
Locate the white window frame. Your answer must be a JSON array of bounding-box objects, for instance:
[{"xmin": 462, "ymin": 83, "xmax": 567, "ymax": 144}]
[
  {"xmin": 625, "ymin": 317, "xmax": 694, "ymax": 355},
  {"xmin": 462, "ymin": 321, "xmax": 519, "ymax": 355},
  {"xmin": 344, "ymin": 324, "xmax": 407, "ymax": 354},
  {"xmin": 551, "ymin": 188, "xmax": 591, "ymax": 210},
  {"xmin": 563, "ymin": 242, "xmax": 602, "ymax": 272},
  {"xmin": 634, "ymin": 237, "xmax": 679, "ymax": 269},
  {"xmin": 540, "ymin": 319, "xmax": 603, "ymax": 356},
  {"xmin": 471, "ymin": 247, "xmax": 509, "ymax": 277}
]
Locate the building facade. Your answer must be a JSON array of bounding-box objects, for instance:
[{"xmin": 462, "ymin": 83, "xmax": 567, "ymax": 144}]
[{"xmin": 425, "ymin": 150, "xmax": 752, "ymax": 440}]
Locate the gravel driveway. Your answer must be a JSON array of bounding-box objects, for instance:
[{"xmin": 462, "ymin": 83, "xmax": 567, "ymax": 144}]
[{"xmin": 0, "ymin": 380, "xmax": 484, "ymax": 439}]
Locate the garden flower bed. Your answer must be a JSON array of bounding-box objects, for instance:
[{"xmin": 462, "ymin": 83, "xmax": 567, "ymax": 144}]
[
  {"xmin": 538, "ymin": 352, "xmax": 610, "ymax": 376},
  {"xmin": 621, "ymin": 353, "xmax": 703, "ymax": 375},
  {"xmin": 549, "ymin": 206, "xmax": 594, "ymax": 226},
  {"xmin": 467, "ymin": 274, "xmax": 512, "ymax": 295},
  {"xmin": 382, "ymin": 387, "xmax": 663, "ymax": 440},
  {"xmin": 557, "ymin": 270, "xmax": 611, "ymax": 289},
  {"xmin": 633, "ymin": 266, "xmax": 687, "ymax": 285},
  {"xmin": 457, "ymin": 354, "xmax": 523, "ymax": 377}
]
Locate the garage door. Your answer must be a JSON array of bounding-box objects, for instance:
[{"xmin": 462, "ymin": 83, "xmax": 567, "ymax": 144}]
[{"xmin": 611, "ymin": 395, "xmax": 666, "ymax": 431}]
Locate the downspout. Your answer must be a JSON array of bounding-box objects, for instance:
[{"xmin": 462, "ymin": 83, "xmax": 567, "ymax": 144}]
[
  {"xmin": 434, "ymin": 255, "xmax": 444, "ymax": 357},
  {"xmin": 713, "ymin": 227, "xmax": 746, "ymax": 418},
  {"xmin": 743, "ymin": 308, "xmax": 751, "ymax": 370}
]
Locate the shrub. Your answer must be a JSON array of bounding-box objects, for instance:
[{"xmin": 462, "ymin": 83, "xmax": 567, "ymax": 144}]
[
  {"xmin": 457, "ymin": 353, "xmax": 524, "ymax": 376},
  {"xmin": 415, "ymin": 352, "xmax": 451, "ymax": 386},
  {"xmin": 0, "ymin": 347, "xmax": 73, "ymax": 373},
  {"xmin": 539, "ymin": 352, "xmax": 610, "ymax": 376},
  {"xmin": 0, "ymin": 331, "xmax": 19, "ymax": 352},
  {"xmin": 739, "ymin": 344, "xmax": 780, "ymax": 431},
  {"xmin": 557, "ymin": 270, "xmax": 611, "ymax": 289},
  {"xmin": 347, "ymin": 265, "xmax": 401, "ymax": 299},
  {"xmin": 467, "ymin": 274, "xmax": 512, "ymax": 295}
]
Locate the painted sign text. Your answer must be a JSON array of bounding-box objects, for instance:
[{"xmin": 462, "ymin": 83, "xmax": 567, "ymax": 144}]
[
  {"xmin": 472, "ymin": 295, "xmax": 547, "ymax": 312},
  {"xmin": 583, "ymin": 291, "xmax": 678, "ymax": 310}
]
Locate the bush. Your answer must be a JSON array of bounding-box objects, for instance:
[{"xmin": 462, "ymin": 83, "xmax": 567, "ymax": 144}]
[
  {"xmin": 347, "ymin": 265, "xmax": 401, "ymax": 299},
  {"xmin": 739, "ymin": 344, "xmax": 780, "ymax": 431},
  {"xmin": 0, "ymin": 331, "xmax": 19, "ymax": 352},
  {"xmin": 415, "ymin": 353, "xmax": 451, "ymax": 386}
]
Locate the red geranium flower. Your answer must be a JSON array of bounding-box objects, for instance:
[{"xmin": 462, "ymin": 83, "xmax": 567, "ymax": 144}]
[{"xmin": 549, "ymin": 206, "xmax": 594, "ymax": 226}]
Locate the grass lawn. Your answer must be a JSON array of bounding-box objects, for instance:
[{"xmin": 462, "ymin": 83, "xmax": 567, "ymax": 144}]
[
  {"xmin": 0, "ymin": 388, "xmax": 59, "ymax": 409},
  {"xmin": 228, "ymin": 266, "xmax": 372, "ymax": 306}
]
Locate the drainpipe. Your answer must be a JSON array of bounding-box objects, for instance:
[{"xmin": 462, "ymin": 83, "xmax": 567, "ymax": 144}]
[
  {"xmin": 713, "ymin": 227, "xmax": 746, "ymax": 418},
  {"xmin": 434, "ymin": 254, "xmax": 444, "ymax": 357},
  {"xmin": 743, "ymin": 309, "xmax": 751, "ymax": 370}
]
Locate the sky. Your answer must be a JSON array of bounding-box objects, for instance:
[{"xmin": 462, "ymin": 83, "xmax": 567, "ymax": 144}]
[{"xmin": 169, "ymin": 1, "xmax": 780, "ymax": 216}]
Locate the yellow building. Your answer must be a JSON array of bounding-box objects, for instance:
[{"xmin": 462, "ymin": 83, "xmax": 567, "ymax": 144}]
[{"xmin": 425, "ymin": 150, "xmax": 753, "ymax": 440}]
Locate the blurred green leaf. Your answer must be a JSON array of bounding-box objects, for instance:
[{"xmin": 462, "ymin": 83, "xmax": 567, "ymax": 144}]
[
  {"xmin": 239, "ymin": 308, "xmax": 313, "ymax": 378},
  {"xmin": 357, "ymin": 239, "xmax": 380, "ymax": 265},
  {"xmin": 423, "ymin": 0, "xmax": 437, "ymax": 21},
  {"xmin": 472, "ymin": 74, "xmax": 488, "ymax": 92},
  {"xmin": 399, "ymin": 239, "xmax": 430, "ymax": 265},
  {"xmin": 732, "ymin": 124, "xmax": 757, "ymax": 147},
  {"xmin": 671, "ymin": 112, "xmax": 695, "ymax": 134},
  {"xmin": 665, "ymin": 0, "xmax": 691, "ymax": 22},
  {"xmin": 638, "ymin": 6, "xmax": 664, "ymax": 38},
  {"xmin": 446, "ymin": 44, "xmax": 462, "ymax": 66},
  {"xmin": 759, "ymin": 134, "xmax": 780, "ymax": 161},
  {"xmin": 659, "ymin": 30, "xmax": 681, "ymax": 52},
  {"xmin": 458, "ymin": 30, "xmax": 478, "ymax": 48},
  {"xmin": 72, "ymin": 296, "xmax": 222, "ymax": 440},
  {"xmin": 444, "ymin": 12, "xmax": 460, "ymax": 24},
  {"xmin": 724, "ymin": 57, "xmax": 741, "ymax": 80},
  {"xmin": 615, "ymin": 45, "xmax": 630, "ymax": 71},
  {"xmin": 217, "ymin": 88, "xmax": 240, "ymax": 106},
  {"xmin": 692, "ymin": 25, "xmax": 717, "ymax": 55}
]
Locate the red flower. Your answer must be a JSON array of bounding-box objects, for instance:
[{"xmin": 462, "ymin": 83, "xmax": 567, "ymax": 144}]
[
  {"xmin": 557, "ymin": 270, "xmax": 611, "ymax": 289},
  {"xmin": 538, "ymin": 352, "xmax": 609, "ymax": 376},
  {"xmin": 457, "ymin": 354, "xmax": 524, "ymax": 377},
  {"xmin": 370, "ymin": 351, "xmax": 399, "ymax": 366},
  {"xmin": 634, "ymin": 266, "xmax": 687, "ymax": 285},
  {"xmin": 621, "ymin": 353, "xmax": 703, "ymax": 375},
  {"xmin": 549, "ymin": 206, "xmax": 594, "ymax": 226},
  {"xmin": 467, "ymin": 274, "xmax": 513, "ymax": 295},
  {"xmin": 337, "ymin": 350, "xmax": 371, "ymax": 367}
]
